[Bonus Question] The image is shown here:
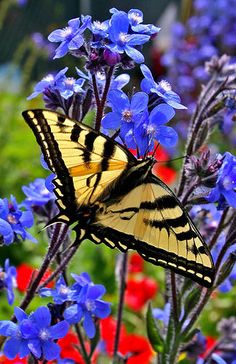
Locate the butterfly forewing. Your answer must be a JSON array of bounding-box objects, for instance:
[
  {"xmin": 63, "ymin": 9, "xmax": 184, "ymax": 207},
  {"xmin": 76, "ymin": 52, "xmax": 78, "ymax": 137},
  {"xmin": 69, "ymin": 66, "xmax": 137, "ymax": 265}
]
[
  {"xmin": 23, "ymin": 109, "xmax": 136, "ymax": 221},
  {"xmin": 92, "ymin": 175, "xmax": 214, "ymax": 287}
]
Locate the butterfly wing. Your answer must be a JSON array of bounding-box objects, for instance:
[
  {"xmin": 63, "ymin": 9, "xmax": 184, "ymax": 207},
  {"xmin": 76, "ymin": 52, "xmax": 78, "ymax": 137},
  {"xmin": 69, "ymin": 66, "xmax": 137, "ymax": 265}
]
[
  {"xmin": 22, "ymin": 109, "xmax": 136, "ymax": 223},
  {"xmin": 90, "ymin": 174, "xmax": 215, "ymax": 287}
]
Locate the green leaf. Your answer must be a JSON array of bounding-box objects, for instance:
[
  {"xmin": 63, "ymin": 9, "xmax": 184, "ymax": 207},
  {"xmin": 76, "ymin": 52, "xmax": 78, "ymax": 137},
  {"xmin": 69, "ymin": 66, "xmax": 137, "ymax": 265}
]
[
  {"xmin": 146, "ymin": 302, "xmax": 164, "ymax": 353},
  {"xmin": 184, "ymin": 287, "xmax": 202, "ymax": 315}
]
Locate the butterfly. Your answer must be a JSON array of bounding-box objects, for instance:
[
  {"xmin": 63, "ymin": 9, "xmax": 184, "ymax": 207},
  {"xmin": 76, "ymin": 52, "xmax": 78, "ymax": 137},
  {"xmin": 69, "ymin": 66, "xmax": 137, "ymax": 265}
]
[{"xmin": 22, "ymin": 109, "xmax": 215, "ymax": 287}]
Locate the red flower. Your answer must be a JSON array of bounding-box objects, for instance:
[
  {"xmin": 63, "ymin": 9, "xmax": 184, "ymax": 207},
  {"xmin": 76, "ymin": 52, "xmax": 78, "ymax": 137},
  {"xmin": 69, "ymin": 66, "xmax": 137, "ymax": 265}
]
[
  {"xmin": 100, "ymin": 317, "xmax": 153, "ymax": 363},
  {"xmin": 128, "ymin": 253, "xmax": 144, "ymax": 273},
  {"xmin": 125, "ymin": 277, "xmax": 158, "ymax": 311},
  {"xmin": 200, "ymin": 336, "xmax": 217, "ymax": 359},
  {"xmin": 100, "ymin": 317, "xmax": 127, "ymax": 356},
  {"xmin": 153, "ymin": 146, "xmax": 177, "ymax": 184},
  {"xmin": 54, "ymin": 331, "xmax": 97, "ymax": 364},
  {"xmin": 119, "ymin": 334, "xmax": 153, "ymax": 364},
  {"xmin": 0, "ymin": 356, "xmax": 27, "ymax": 363},
  {"xmin": 129, "ymin": 146, "xmax": 176, "ymax": 184},
  {"xmin": 16, "ymin": 264, "xmax": 54, "ymax": 292}
]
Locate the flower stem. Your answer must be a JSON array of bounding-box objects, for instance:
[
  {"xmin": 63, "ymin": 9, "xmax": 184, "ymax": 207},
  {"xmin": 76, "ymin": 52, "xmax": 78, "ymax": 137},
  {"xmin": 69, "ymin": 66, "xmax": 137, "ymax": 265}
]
[
  {"xmin": 170, "ymin": 271, "xmax": 179, "ymax": 326},
  {"xmin": 37, "ymin": 244, "xmax": 79, "ymax": 290},
  {"xmin": 113, "ymin": 252, "xmax": 128, "ymax": 363},
  {"xmin": 12, "ymin": 224, "xmax": 66, "ymax": 319},
  {"xmin": 95, "ymin": 66, "xmax": 114, "ymax": 131},
  {"xmin": 74, "ymin": 323, "xmax": 90, "ymax": 364}
]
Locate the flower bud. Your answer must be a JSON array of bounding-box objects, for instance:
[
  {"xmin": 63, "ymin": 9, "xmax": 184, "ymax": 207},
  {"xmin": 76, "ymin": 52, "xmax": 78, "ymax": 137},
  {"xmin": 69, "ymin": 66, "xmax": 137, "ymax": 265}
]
[{"xmin": 103, "ymin": 48, "xmax": 121, "ymax": 66}]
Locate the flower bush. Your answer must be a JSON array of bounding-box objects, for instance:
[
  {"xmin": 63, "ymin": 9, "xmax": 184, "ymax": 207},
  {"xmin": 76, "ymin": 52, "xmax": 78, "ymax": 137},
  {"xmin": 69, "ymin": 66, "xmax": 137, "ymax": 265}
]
[{"xmin": 0, "ymin": 4, "xmax": 236, "ymax": 364}]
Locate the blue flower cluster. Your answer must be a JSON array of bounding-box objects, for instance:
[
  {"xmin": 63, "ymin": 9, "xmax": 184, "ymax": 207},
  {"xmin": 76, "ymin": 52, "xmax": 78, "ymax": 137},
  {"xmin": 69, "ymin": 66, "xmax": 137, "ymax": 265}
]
[
  {"xmin": 191, "ymin": 202, "xmax": 236, "ymax": 292},
  {"xmin": 161, "ymin": 0, "xmax": 236, "ymax": 134},
  {"xmin": 0, "ymin": 306, "xmax": 69, "ymax": 361},
  {"xmin": 40, "ymin": 272, "xmax": 111, "ymax": 339},
  {"xmin": 48, "ymin": 9, "xmax": 159, "ymax": 63},
  {"xmin": 27, "ymin": 8, "xmax": 184, "ymax": 157},
  {"xmin": 207, "ymin": 152, "xmax": 236, "ymax": 209}
]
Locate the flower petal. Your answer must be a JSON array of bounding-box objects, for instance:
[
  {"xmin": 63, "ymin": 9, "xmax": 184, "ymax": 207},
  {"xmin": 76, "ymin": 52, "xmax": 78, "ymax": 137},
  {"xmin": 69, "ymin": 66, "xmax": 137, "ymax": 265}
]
[
  {"xmin": 28, "ymin": 339, "xmax": 42, "ymax": 358},
  {"xmin": 108, "ymin": 90, "xmax": 130, "ymax": 113},
  {"xmin": 83, "ymin": 312, "xmax": 95, "ymax": 338},
  {"xmin": 102, "ymin": 112, "xmax": 121, "ymax": 130},
  {"xmin": 4, "ymin": 337, "xmax": 21, "ymax": 359},
  {"xmin": 48, "ymin": 321, "xmax": 69, "ymax": 339},
  {"xmin": 0, "ymin": 219, "xmax": 13, "ymax": 245},
  {"xmin": 14, "ymin": 307, "xmax": 28, "ymax": 322},
  {"xmin": 130, "ymin": 92, "xmax": 148, "ymax": 114},
  {"xmin": 156, "ymin": 126, "xmax": 178, "ymax": 147},
  {"xmin": 32, "ymin": 306, "xmax": 51, "ymax": 329},
  {"xmin": 0, "ymin": 321, "xmax": 17, "ymax": 336},
  {"xmin": 140, "ymin": 64, "xmax": 155, "ymax": 82},
  {"xmin": 64, "ymin": 304, "xmax": 83, "ymax": 324},
  {"xmin": 19, "ymin": 340, "xmax": 30, "ymax": 358},
  {"xmin": 125, "ymin": 45, "xmax": 144, "ymax": 63},
  {"xmin": 87, "ymin": 285, "xmax": 106, "ymax": 300},
  {"xmin": 42, "ymin": 340, "xmax": 61, "ymax": 360},
  {"xmin": 150, "ymin": 104, "xmax": 175, "ymax": 125},
  {"xmin": 127, "ymin": 34, "xmax": 150, "ymax": 46},
  {"xmin": 68, "ymin": 35, "xmax": 84, "ymax": 50},
  {"xmin": 94, "ymin": 300, "xmax": 111, "ymax": 318},
  {"xmin": 48, "ymin": 29, "xmax": 65, "ymax": 42}
]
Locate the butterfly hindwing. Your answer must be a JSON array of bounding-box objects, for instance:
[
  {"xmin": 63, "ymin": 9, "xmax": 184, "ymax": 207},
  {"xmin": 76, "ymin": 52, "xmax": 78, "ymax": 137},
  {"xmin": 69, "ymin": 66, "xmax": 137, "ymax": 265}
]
[
  {"xmin": 91, "ymin": 174, "xmax": 214, "ymax": 287},
  {"xmin": 22, "ymin": 109, "xmax": 136, "ymax": 222}
]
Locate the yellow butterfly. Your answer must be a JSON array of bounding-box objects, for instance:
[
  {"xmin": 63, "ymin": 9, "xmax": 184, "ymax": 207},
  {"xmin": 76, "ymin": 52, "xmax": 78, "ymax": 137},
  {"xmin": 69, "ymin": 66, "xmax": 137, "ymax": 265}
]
[{"xmin": 23, "ymin": 109, "xmax": 215, "ymax": 287}]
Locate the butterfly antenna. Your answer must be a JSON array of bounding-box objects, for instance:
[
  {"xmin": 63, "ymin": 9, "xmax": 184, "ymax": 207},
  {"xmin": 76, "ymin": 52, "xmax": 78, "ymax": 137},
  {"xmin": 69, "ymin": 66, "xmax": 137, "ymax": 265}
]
[
  {"xmin": 111, "ymin": 129, "xmax": 120, "ymax": 140},
  {"xmin": 156, "ymin": 154, "xmax": 189, "ymax": 164}
]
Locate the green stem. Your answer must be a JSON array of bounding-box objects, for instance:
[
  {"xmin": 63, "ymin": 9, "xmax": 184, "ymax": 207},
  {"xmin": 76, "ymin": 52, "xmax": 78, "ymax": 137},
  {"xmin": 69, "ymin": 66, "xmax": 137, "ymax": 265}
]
[
  {"xmin": 95, "ymin": 66, "xmax": 114, "ymax": 131},
  {"xmin": 113, "ymin": 253, "xmax": 128, "ymax": 363},
  {"xmin": 74, "ymin": 323, "xmax": 90, "ymax": 364}
]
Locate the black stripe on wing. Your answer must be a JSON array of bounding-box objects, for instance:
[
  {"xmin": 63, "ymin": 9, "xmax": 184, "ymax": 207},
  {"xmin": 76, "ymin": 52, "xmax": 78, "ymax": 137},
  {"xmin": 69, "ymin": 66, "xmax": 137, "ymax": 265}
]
[{"xmin": 22, "ymin": 109, "xmax": 78, "ymax": 222}]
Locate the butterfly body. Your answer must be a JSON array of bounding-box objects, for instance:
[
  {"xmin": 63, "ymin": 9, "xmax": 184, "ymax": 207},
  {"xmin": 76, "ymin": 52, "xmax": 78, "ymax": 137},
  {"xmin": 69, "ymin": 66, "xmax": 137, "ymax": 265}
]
[{"xmin": 22, "ymin": 109, "xmax": 215, "ymax": 287}]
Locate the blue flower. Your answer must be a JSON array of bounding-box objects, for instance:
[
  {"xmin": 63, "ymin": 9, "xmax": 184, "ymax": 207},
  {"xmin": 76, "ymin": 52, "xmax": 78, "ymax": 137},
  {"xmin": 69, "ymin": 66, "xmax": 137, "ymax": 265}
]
[
  {"xmin": 48, "ymin": 15, "xmax": 91, "ymax": 59},
  {"xmin": 22, "ymin": 178, "xmax": 55, "ymax": 207},
  {"xmin": 102, "ymin": 90, "xmax": 148, "ymax": 136},
  {"xmin": 107, "ymin": 12, "xmax": 150, "ymax": 63},
  {"xmin": 133, "ymin": 103, "xmax": 177, "ymax": 156},
  {"xmin": 0, "ymin": 196, "xmax": 36, "ymax": 245},
  {"xmin": 20, "ymin": 306, "xmax": 69, "ymax": 361},
  {"xmin": 153, "ymin": 302, "xmax": 171, "ymax": 325},
  {"xmin": 110, "ymin": 8, "xmax": 160, "ymax": 36},
  {"xmin": 64, "ymin": 272, "xmax": 111, "ymax": 338},
  {"xmin": 128, "ymin": 9, "xmax": 160, "ymax": 36},
  {"xmin": 27, "ymin": 67, "xmax": 68, "ymax": 100},
  {"xmin": 206, "ymin": 152, "xmax": 236, "ymax": 209},
  {"xmin": 40, "ymin": 275, "xmax": 72, "ymax": 304},
  {"xmin": 0, "ymin": 259, "xmax": 17, "ymax": 305},
  {"xmin": 140, "ymin": 64, "xmax": 186, "ymax": 109},
  {"xmin": 0, "ymin": 307, "xmax": 30, "ymax": 359},
  {"xmin": 90, "ymin": 19, "xmax": 109, "ymax": 39},
  {"xmin": 56, "ymin": 76, "xmax": 85, "ymax": 99}
]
